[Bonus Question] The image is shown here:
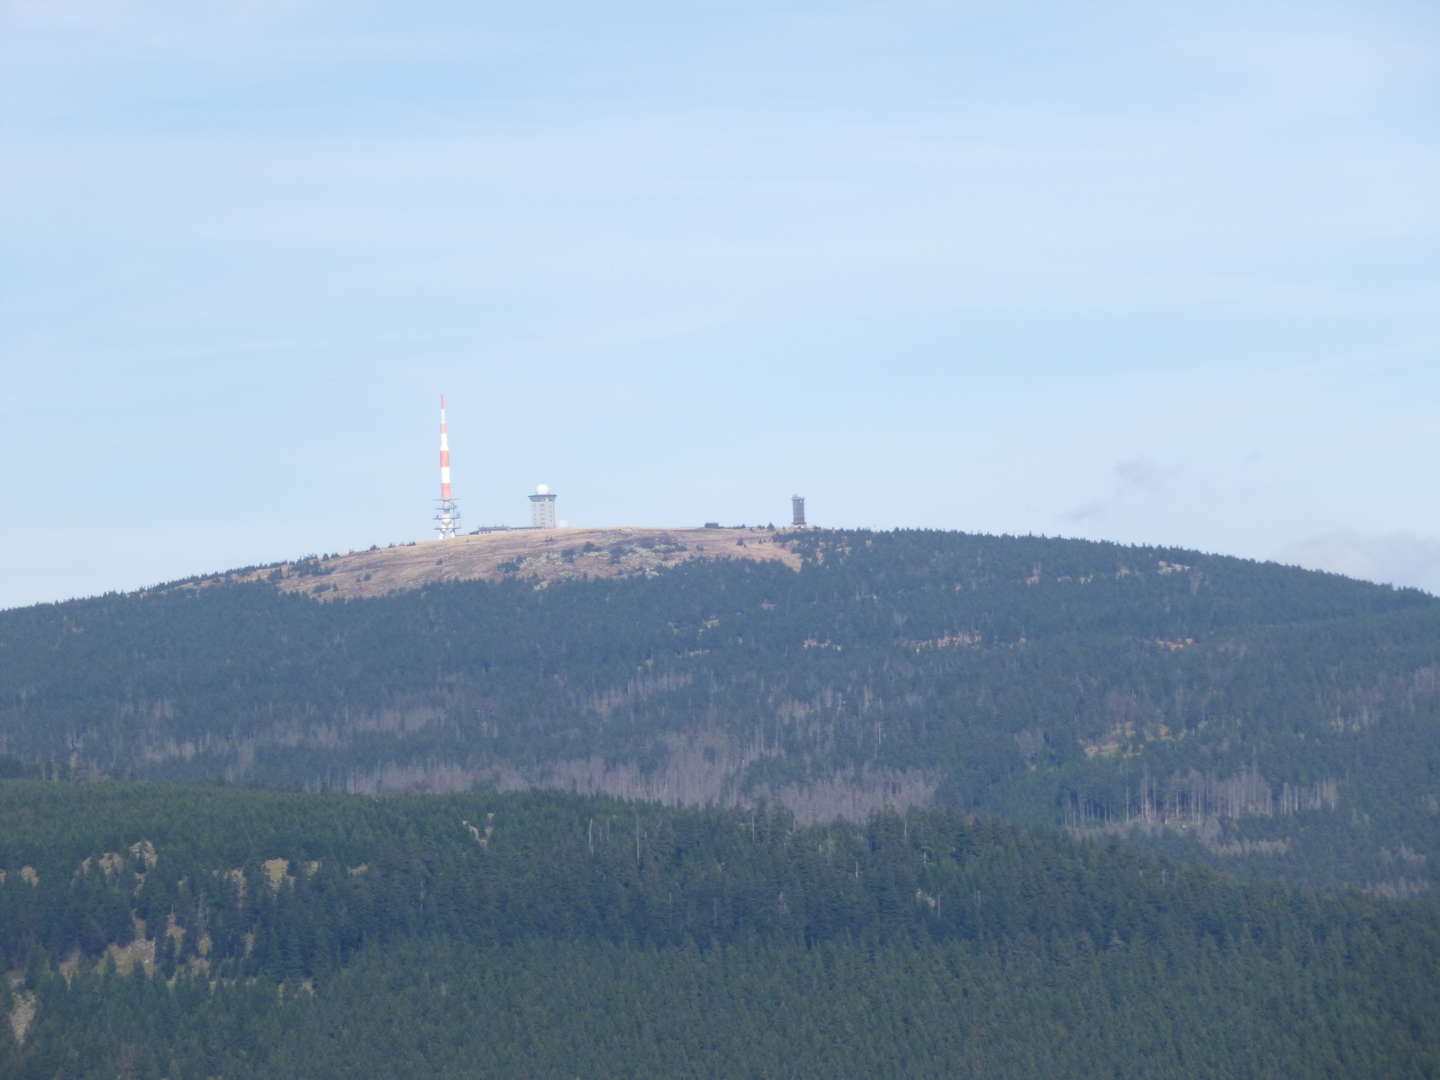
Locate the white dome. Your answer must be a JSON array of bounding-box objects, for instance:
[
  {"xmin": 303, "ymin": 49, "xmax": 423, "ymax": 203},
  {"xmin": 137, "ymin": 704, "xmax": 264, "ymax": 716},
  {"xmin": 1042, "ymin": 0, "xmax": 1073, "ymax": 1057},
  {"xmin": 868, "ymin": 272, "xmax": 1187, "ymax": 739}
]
[{"xmin": 535, "ymin": 483, "xmax": 550, "ymax": 495}]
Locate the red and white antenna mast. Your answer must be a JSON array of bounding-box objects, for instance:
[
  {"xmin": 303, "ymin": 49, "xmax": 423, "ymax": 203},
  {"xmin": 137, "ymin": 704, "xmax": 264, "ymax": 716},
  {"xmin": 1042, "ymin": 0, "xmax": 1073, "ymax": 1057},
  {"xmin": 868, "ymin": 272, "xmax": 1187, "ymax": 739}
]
[{"xmin": 434, "ymin": 394, "xmax": 461, "ymax": 539}]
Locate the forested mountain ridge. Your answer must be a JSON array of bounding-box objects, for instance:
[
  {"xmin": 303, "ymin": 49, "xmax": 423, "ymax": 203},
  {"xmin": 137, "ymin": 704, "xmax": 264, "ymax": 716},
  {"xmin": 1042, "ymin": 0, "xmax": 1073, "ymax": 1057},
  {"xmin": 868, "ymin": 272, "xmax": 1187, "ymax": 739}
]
[
  {"xmin": 2, "ymin": 782, "xmax": 1437, "ymax": 1078},
  {"xmin": 3, "ymin": 529, "xmax": 1438, "ymax": 891}
]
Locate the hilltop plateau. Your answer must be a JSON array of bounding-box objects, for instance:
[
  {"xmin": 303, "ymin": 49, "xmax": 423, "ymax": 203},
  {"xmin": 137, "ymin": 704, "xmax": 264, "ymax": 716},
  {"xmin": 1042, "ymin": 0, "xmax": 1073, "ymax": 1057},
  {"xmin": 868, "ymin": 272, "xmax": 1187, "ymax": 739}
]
[{"xmin": 188, "ymin": 526, "xmax": 802, "ymax": 601}]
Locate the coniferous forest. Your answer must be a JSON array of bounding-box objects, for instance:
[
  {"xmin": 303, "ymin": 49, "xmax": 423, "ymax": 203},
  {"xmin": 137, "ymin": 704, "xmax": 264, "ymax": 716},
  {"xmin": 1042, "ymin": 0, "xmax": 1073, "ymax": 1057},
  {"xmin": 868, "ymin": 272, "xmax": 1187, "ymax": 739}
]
[
  {"xmin": 3, "ymin": 529, "xmax": 1438, "ymax": 891},
  {"xmin": 2, "ymin": 529, "xmax": 1440, "ymax": 1074},
  {"xmin": 1, "ymin": 782, "xmax": 1437, "ymax": 1078}
]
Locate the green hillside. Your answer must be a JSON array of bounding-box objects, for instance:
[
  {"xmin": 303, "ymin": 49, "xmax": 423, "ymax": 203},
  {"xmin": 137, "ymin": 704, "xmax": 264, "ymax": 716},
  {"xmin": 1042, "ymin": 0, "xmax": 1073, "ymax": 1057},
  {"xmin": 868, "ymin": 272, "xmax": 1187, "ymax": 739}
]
[
  {"xmin": 3, "ymin": 529, "xmax": 1439, "ymax": 890},
  {"xmin": 1, "ymin": 782, "xmax": 1437, "ymax": 1078}
]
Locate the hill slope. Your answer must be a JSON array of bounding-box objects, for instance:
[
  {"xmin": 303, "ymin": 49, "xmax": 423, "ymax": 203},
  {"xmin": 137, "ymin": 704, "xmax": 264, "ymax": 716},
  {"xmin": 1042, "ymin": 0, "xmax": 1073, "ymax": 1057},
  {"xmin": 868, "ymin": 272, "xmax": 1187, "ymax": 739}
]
[
  {"xmin": 3, "ymin": 528, "xmax": 1438, "ymax": 890},
  {"xmin": 2, "ymin": 783, "xmax": 1437, "ymax": 1078}
]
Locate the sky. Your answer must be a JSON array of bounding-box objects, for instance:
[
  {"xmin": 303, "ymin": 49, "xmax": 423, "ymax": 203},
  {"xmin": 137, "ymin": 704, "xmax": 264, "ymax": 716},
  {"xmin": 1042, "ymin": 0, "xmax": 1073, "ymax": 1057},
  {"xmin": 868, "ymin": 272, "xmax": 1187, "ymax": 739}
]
[{"xmin": 2, "ymin": 0, "xmax": 1438, "ymax": 609}]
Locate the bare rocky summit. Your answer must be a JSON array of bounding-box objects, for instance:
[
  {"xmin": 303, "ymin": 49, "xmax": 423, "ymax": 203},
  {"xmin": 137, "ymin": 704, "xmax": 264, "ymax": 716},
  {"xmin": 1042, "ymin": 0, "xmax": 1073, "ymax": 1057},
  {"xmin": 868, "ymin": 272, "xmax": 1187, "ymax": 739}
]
[{"xmin": 186, "ymin": 526, "xmax": 804, "ymax": 600}]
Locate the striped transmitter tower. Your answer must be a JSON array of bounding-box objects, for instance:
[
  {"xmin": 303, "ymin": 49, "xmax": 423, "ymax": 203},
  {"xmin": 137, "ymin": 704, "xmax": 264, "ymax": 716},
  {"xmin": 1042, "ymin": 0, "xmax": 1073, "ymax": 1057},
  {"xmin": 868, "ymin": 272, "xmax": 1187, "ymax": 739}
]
[{"xmin": 434, "ymin": 395, "xmax": 461, "ymax": 539}]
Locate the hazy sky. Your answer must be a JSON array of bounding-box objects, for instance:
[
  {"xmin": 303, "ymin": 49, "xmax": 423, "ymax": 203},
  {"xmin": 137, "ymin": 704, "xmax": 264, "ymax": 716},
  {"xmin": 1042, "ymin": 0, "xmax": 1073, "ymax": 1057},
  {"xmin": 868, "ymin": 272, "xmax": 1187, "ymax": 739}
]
[{"xmin": 3, "ymin": 1, "xmax": 1437, "ymax": 609}]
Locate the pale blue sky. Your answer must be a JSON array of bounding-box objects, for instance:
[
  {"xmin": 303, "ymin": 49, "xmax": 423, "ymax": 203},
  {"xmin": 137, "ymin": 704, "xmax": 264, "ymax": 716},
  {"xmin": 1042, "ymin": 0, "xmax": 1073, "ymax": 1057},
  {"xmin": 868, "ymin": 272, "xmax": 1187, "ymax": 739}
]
[{"xmin": 2, "ymin": 1, "xmax": 1437, "ymax": 608}]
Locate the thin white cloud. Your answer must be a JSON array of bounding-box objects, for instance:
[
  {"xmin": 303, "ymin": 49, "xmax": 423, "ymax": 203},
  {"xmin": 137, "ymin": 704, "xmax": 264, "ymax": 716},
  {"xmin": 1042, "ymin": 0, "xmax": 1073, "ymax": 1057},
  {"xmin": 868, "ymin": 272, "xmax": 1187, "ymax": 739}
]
[
  {"xmin": 1181, "ymin": 19, "xmax": 1439, "ymax": 110},
  {"xmin": 1276, "ymin": 531, "xmax": 1440, "ymax": 595}
]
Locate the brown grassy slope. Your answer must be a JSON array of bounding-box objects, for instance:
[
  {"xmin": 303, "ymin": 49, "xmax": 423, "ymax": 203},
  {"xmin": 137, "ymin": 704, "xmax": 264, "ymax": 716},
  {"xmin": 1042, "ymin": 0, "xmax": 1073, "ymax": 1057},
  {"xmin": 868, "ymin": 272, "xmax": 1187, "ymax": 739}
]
[{"xmin": 207, "ymin": 527, "xmax": 804, "ymax": 600}]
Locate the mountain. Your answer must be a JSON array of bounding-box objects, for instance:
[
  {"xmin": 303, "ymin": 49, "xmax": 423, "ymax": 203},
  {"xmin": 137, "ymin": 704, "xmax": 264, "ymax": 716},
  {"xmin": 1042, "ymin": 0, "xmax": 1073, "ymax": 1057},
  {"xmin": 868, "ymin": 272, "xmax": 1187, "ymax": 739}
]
[
  {"xmin": 3, "ymin": 527, "xmax": 1438, "ymax": 891},
  {"xmin": 2, "ymin": 782, "xmax": 1437, "ymax": 1078}
]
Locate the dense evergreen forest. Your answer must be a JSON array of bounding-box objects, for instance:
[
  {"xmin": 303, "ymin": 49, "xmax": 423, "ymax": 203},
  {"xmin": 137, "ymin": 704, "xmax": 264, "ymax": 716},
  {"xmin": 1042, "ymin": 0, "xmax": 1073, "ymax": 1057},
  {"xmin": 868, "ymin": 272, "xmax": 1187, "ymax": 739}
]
[
  {"xmin": 3, "ymin": 529, "xmax": 1439, "ymax": 891},
  {"xmin": 2, "ymin": 781, "xmax": 1437, "ymax": 1078}
]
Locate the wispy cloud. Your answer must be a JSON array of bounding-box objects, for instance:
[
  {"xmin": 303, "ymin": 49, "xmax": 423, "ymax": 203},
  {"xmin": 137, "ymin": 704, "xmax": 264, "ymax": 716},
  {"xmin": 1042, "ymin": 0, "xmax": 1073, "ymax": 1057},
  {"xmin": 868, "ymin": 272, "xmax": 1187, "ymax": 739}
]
[
  {"xmin": 1276, "ymin": 531, "xmax": 1440, "ymax": 595},
  {"xmin": 1062, "ymin": 457, "xmax": 1182, "ymax": 523}
]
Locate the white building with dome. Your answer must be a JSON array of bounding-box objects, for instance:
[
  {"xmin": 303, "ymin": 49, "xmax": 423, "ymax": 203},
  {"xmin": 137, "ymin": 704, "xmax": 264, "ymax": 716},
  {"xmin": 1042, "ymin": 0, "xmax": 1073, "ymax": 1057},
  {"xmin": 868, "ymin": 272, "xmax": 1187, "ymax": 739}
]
[{"xmin": 528, "ymin": 484, "xmax": 557, "ymax": 529}]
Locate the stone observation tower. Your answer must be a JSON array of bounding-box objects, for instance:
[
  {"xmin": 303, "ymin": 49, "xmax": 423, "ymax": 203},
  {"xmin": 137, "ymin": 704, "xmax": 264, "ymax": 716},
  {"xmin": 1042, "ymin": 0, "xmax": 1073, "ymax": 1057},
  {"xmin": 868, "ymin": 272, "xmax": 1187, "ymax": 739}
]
[
  {"xmin": 791, "ymin": 494, "xmax": 806, "ymax": 528},
  {"xmin": 529, "ymin": 484, "xmax": 558, "ymax": 529}
]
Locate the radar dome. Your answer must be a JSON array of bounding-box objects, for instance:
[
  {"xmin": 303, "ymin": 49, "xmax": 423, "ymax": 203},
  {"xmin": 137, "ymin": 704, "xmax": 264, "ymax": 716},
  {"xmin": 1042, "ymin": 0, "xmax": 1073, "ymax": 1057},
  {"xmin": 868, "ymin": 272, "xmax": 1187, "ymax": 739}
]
[{"xmin": 535, "ymin": 483, "xmax": 550, "ymax": 495}]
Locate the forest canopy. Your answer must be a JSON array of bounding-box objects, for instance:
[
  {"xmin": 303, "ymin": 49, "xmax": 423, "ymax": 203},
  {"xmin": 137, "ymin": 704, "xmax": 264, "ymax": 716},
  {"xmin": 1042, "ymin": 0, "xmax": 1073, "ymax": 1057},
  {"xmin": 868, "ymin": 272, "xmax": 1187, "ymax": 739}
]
[
  {"xmin": 1, "ymin": 781, "xmax": 1437, "ymax": 1078},
  {"xmin": 2, "ymin": 529, "xmax": 1438, "ymax": 892}
]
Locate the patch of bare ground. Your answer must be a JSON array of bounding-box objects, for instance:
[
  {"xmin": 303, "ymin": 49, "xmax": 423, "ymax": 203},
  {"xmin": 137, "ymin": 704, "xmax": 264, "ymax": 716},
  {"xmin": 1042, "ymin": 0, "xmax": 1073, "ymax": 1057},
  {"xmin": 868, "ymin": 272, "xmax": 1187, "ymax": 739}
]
[
  {"xmin": 762, "ymin": 769, "xmax": 938, "ymax": 823},
  {"xmin": 177, "ymin": 527, "xmax": 804, "ymax": 601},
  {"xmin": 335, "ymin": 734, "xmax": 937, "ymax": 824},
  {"xmin": 1365, "ymin": 878, "xmax": 1433, "ymax": 899},
  {"xmin": 106, "ymin": 925, "xmax": 156, "ymax": 976},
  {"xmin": 9, "ymin": 990, "xmax": 36, "ymax": 1046}
]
